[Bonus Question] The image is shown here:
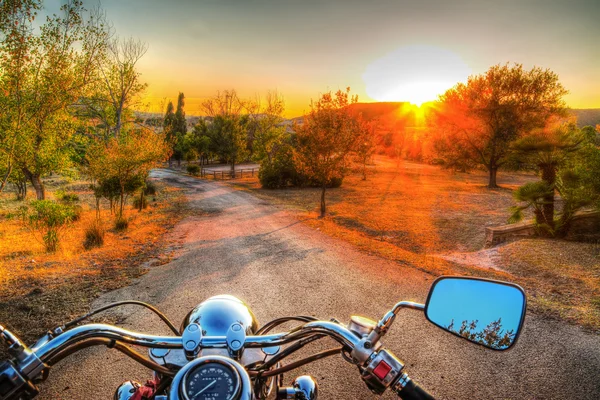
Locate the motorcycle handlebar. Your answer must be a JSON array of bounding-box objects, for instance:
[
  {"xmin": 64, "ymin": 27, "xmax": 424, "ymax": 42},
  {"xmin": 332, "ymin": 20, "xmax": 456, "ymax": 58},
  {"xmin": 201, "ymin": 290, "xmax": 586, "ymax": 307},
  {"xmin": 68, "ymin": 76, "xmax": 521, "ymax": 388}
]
[
  {"xmin": 396, "ymin": 379, "xmax": 436, "ymax": 400},
  {"xmin": 33, "ymin": 320, "xmax": 361, "ymax": 364}
]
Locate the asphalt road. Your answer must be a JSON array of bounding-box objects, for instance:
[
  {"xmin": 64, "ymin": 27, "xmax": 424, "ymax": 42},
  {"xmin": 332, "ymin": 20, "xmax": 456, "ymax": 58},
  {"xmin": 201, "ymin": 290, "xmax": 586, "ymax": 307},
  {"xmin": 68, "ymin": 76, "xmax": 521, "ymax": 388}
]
[{"xmin": 39, "ymin": 169, "xmax": 600, "ymax": 399}]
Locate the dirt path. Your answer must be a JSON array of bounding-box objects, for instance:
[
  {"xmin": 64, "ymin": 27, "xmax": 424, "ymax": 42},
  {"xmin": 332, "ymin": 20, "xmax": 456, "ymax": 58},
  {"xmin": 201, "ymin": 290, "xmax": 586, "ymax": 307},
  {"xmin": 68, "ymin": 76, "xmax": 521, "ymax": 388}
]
[{"xmin": 38, "ymin": 170, "xmax": 600, "ymax": 399}]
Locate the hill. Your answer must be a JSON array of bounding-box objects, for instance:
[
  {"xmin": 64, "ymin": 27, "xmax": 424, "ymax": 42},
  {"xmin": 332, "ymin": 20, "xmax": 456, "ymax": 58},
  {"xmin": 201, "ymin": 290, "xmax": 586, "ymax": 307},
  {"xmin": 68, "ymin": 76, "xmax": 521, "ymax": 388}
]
[
  {"xmin": 571, "ymin": 109, "xmax": 600, "ymax": 127},
  {"xmin": 296, "ymin": 103, "xmax": 600, "ymax": 129}
]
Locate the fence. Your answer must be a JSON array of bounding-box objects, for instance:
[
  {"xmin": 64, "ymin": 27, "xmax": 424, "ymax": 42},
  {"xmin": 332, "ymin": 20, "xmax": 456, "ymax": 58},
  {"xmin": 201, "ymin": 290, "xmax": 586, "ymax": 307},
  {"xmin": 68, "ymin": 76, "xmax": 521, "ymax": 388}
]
[{"xmin": 201, "ymin": 167, "xmax": 259, "ymax": 180}]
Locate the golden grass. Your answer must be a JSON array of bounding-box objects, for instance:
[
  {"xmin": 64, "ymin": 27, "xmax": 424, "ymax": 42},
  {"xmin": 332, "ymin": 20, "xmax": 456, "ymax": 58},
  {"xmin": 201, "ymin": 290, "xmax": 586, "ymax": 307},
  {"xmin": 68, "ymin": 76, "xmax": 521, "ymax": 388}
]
[
  {"xmin": 0, "ymin": 177, "xmax": 186, "ymax": 346},
  {"xmin": 227, "ymin": 156, "xmax": 600, "ymax": 331}
]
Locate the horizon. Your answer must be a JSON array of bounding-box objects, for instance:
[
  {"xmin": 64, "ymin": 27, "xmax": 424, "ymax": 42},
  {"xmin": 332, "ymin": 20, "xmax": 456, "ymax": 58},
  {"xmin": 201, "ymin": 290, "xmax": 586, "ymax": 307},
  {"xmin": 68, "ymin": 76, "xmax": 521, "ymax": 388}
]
[{"xmin": 44, "ymin": 0, "xmax": 599, "ymax": 116}]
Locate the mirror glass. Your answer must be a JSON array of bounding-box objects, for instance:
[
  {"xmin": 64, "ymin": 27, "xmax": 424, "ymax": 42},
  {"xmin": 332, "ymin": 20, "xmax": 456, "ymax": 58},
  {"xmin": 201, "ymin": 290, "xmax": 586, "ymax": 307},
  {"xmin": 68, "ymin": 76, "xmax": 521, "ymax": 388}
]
[{"xmin": 425, "ymin": 277, "xmax": 526, "ymax": 350}]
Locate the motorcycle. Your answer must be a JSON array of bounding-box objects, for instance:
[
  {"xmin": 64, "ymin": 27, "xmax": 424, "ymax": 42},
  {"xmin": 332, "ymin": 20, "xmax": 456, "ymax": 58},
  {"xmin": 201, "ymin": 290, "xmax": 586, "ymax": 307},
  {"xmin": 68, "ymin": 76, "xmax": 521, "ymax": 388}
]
[{"xmin": 0, "ymin": 276, "xmax": 526, "ymax": 400}]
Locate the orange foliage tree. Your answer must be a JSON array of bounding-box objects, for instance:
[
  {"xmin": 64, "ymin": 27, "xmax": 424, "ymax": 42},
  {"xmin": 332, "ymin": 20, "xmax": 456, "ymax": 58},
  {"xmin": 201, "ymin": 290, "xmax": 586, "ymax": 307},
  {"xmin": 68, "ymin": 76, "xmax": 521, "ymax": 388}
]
[
  {"xmin": 430, "ymin": 64, "xmax": 568, "ymax": 188},
  {"xmin": 294, "ymin": 88, "xmax": 361, "ymax": 217}
]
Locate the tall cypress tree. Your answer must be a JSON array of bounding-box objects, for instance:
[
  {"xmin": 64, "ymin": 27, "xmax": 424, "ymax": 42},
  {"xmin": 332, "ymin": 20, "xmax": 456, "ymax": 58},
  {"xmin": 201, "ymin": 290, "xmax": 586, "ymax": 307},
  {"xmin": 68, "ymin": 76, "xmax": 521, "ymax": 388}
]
[
  {"xmin": 175, "ymin": 92, "xmax": 187, "ymax": 136},
  {"xmin": 172, "ymin": 93, "xmax": 187, "ymax": 166},
  {"xmin": 163, "ymin": 101, "xmax": 176, "ymax": 167}
]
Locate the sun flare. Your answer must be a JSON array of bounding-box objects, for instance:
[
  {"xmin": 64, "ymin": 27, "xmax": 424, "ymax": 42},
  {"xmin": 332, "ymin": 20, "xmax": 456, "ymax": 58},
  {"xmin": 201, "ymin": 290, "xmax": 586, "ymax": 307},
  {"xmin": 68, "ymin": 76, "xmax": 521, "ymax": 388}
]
[{"xmin": 363, "ymin": 45, "xmax": 471, "ymax": 106}]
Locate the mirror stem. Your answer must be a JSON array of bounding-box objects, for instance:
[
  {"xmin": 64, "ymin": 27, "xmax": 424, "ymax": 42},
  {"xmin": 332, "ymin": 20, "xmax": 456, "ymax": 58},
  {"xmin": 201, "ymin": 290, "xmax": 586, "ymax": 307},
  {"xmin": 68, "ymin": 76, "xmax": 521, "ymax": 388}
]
[{"xmin": 367, "ymin": 302, "xmax": 424, "ymax": 345}]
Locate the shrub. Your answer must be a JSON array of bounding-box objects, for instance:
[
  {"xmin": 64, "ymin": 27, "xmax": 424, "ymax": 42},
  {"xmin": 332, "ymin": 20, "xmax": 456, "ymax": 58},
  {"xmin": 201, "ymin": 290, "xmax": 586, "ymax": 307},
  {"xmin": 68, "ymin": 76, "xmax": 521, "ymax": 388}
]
[
  {"xmin": 114, "ymin": 216, "xmax": 128, "ymax": 231},
  {"xmin": 144, "ymin": 180, "xmax": 157, "ymax": 196},
  {"xmin": 71, "ymin": 205, "xmax": 83, "ymax": 222},
  {"xmin": 258, "ymin": 146, "xmax": 298, "ymax": 189},
  {"xmin": 56, "ymin": 189, "xmax": 79, "ymax": 203},
  {"xmin": 187, "ymin": 164, "xmax": 200, "ymax": 176},
  {"xmin": 20, "ymin": 200, "xmax": 76, "ymax": 252},
  {"xmin": 133, "ymin": 196, "xmax": 148, "ymax": 210},
  {"xmin": 84, "ymin": 220, "xmax": 105, "ymax": 249}
]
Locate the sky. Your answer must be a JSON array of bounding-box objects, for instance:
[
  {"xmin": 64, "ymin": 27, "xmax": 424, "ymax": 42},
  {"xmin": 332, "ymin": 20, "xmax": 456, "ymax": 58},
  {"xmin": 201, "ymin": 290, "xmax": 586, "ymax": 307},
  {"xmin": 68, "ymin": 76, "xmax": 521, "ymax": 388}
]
[{"xmin": 47, "ymin": 0, "xmax": 600, "ymax": 116}]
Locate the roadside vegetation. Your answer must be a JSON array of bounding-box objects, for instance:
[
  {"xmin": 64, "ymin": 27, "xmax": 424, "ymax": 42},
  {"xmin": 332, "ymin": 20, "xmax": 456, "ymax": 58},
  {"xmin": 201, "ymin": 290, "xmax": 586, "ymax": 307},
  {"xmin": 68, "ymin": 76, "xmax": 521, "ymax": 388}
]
[
  {"xmin": 0, "ymin": 177, "xmax": 185, "ymax": 348},
  {"xmin": 0, "ymin": 1, "xmax": 178, "ymax": 347}
]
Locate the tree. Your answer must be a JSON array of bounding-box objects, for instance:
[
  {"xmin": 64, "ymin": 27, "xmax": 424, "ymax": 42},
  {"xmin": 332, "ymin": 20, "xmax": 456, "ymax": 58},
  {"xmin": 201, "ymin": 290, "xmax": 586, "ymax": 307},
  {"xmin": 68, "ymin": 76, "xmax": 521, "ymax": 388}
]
[
  {"xmin": 251, "ymin": 90, "xmax": 287, "ymax": 165},
  {"xmin": 171, "ymin": 92, "xmax": 187, "ymax": 166},
  {"xmin": 92, "ymin": 37, "xmax": 148, "ymax": 138},
  {"xmin": 202, "ymin": 90, "xmax": 250, "ymax": 177},
  {"xmin": 354, "ymin": 118, "xmax": 377, "ymax": 180},
  {"xmin": 430, "ymin": 63, "xmax": 568, "ymax": 188},
  {"xmin": 509, "ymin": 121, "xmax": 586, "ymax": 235},
  {"xmin": 163, "ymin": 101, "xmax": 176, "ymax": 167},
  {"xmin": 294, "ymin": 88, "xmax": 361, "ymax": 217},
  {"xmin": 0, "ymin": 1, "xmax": 109, "ymax": 199},
  {"xmin": 86, "ymin": 129, "xmax": 168, "ymax": 219},
  {"xmin": 189, "ymin": 119, "xmax": 212, "ymax": 165}
]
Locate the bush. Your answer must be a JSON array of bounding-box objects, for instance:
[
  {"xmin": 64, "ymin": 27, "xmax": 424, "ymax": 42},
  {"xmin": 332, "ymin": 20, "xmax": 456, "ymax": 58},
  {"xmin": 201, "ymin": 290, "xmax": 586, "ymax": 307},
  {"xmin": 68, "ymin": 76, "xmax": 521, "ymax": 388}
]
[
  {"xmin": 20, "ymin": 200, "xmax": 76, "ymax": 252},
  {"xmin": 56, "ymin": 189, "xmax": 79, "ymax": 203},
  {"xmin": 71, "ymin": 205, "xmax": 83, "ymax": 222},
  {"xmin": 114, "ymin": 216, "xmax": 128, "ymax": 231},
  {"xmin": 187, "ymin": 164, "xmax": 200, "ymax": 176},
  {"xmin": 84, "ymin": 220, "xmax": 105, "ymax": 249},
  {"xmin": 133, "ymin": 196, "xmax": 148, "ymax": 210},
  {"xmin": 144, "ymin": 180, "xmax": 157, "ymax": 196},
  {"xmin": 258, "ymin": 146, "xmax": 298, "ymax": 189}
]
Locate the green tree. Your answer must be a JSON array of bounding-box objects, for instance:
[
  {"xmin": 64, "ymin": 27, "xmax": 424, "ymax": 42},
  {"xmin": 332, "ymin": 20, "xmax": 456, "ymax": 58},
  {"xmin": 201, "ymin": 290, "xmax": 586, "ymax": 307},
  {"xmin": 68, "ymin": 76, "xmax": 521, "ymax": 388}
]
[
  {"xmin": 0, "ymin": 1, "xmax": 109, "ymax": 199},
  {"xmin": 430, "ymin": 63, "xmax": 568, "ymax": 188},
  {"xmin": 172, "ymin": 92, "xmax": 187, "ymax": 166},
  {"xmin": 509, "ymin": 122, "xmax": 586, "ymax": 235},
  {"xmin": 86, "ymin": 129, "xmax": 168, "ymax": 219},
  {"xmin": 163, "ymin": 100, "xmax": 176, "ymax": 167},
  {"xmin": 294, "ymin": 88, "xmax": 361, "ymax": 217},
  {"xmin": 202, "ymin": 90, "xmax": 250, "ymax": 177},
  {"xmin": 189, "ymin": 119, "xmax": 212, "ymax": 165}
]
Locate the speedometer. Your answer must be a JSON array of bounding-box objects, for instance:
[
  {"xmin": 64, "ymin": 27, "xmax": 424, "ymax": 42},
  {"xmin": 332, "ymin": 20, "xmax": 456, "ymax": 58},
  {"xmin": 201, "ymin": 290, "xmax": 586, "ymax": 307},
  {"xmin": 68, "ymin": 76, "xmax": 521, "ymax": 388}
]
[{"xmin": 182, "ymin": 361, "xmax": 241, "ymax": 400}]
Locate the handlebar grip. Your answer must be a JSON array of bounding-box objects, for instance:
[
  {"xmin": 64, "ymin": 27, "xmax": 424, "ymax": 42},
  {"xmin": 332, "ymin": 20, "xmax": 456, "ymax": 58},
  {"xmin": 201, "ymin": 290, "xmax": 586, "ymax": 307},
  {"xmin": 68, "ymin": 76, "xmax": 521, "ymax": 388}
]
[{"xmin": 397, "ymin": 379, "xmax": 435, "ymax": 400}]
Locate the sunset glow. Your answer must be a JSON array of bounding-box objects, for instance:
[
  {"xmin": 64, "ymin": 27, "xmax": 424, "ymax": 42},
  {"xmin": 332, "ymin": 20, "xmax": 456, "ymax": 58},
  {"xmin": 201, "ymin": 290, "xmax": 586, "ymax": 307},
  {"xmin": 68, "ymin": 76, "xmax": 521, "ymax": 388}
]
[{"xmin": 363, "ymin": 46, "xmax": 471, "ymax": 106}]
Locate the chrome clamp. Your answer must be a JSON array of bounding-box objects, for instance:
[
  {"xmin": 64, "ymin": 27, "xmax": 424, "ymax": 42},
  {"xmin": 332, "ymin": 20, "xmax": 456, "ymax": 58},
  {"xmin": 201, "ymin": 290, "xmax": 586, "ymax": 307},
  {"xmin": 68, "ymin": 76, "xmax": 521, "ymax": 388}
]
[
  {"xmin": 182, "ymin": 323, "xmax": 202, "ymax": 360},
  {"xmin": 361, "ymin": 349, "xmax": 405, "ymax": 395}
]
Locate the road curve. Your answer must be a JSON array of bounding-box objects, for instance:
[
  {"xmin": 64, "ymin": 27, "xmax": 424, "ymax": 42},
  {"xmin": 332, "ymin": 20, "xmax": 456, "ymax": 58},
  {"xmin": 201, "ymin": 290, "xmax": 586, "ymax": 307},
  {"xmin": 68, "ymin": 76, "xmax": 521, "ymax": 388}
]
[{"xmin": 39, "ymin": 169, "xmax": 600, "ymax": 399}]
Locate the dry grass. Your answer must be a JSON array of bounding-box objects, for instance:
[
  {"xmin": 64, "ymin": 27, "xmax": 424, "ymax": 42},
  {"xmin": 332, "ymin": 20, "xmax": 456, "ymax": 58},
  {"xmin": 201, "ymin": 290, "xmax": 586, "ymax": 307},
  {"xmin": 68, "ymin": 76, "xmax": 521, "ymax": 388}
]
[
  {"xmin": 0, "ymin": 176, "xmax": 186, "ymax": 348},
  {"xmin": 227, "ymin": 156, "xmax": 600, "ymax": 331}
]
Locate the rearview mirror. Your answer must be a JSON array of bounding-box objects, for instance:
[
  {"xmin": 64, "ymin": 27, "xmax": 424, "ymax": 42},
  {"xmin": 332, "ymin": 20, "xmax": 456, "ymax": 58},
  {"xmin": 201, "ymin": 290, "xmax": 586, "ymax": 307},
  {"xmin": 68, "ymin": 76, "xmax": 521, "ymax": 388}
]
[{"xmin": 425, "ymin": 277, "xmax": 526, "ymax": 350}]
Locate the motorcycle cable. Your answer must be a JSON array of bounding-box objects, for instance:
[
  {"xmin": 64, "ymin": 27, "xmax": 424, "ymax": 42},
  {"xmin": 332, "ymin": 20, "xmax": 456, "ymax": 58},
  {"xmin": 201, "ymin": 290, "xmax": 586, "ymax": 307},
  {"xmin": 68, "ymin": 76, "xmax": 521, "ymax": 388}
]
[
  {"xmin": 256, "ymin": 333, "xmax": 325, "ymax": 371},
  {"xmin": 249, "ymin": 348, "xmax": 343, "ymax": 378},
  {"xmin": 255, "ymin": 316, "xmax": 318, "ymax": 335},
  {"xmin": 44, "ymin": 337, "xmax": 175, "ymax": 377},
  {"xmin": 57, "ymin": 301, "xmax": 181, "ymax": 335}
]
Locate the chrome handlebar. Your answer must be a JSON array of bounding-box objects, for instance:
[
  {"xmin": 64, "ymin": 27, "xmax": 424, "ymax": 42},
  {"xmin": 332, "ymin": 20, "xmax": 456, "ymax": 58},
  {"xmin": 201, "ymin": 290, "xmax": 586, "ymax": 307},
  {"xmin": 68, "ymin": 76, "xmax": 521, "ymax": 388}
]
[
  {"xmin": 33, "ymin": 320, "xmax": 362, "ymax": 364},
  {"xmin": 2, "ymin": 304, "xmax": 425, "ymax": 399}
]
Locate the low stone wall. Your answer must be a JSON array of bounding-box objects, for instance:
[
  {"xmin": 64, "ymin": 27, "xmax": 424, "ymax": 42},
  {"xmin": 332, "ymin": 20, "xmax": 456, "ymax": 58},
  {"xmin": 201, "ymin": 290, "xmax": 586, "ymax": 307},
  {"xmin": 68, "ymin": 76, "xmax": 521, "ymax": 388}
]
[{"xmin": 485, "ymin": 211, "xmax": 600, "ymax": 247}]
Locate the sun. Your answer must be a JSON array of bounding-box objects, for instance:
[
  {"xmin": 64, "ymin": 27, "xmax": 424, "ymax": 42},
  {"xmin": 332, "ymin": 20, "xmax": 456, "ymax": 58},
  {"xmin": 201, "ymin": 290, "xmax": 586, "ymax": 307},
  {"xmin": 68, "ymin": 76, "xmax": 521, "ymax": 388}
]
[{"xmin": 362, "ymin": 45, "xmax": 471, "ymax": 106}]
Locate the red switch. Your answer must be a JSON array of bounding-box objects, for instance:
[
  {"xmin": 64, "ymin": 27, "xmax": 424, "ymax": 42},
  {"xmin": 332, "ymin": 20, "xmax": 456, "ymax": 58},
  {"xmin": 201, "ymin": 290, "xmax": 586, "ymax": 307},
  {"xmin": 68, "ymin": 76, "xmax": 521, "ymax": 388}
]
[{"xmin": 373, "ymin": 361, "xmax": 392, "ymax": 380}]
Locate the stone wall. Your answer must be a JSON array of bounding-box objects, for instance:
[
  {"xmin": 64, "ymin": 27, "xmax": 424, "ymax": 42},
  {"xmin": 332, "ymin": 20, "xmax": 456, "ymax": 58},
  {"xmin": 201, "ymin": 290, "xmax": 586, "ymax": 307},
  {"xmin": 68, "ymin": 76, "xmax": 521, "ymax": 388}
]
[{"xmin": 485, "ymin": 210, "xmax": 600, "ymax": 247}]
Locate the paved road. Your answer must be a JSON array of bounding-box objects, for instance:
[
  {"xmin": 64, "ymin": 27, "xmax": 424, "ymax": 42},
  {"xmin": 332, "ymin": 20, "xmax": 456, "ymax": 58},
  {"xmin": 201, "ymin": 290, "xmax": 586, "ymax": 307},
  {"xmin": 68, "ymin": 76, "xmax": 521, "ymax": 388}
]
[{"xmin": 39, "ymin": 169, "xmax": 600, "ymax": 399}]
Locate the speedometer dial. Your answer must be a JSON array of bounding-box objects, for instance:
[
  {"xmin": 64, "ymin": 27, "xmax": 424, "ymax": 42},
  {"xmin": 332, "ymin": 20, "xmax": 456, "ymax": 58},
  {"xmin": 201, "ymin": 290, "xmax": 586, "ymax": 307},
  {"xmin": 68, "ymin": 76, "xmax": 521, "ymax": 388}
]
[{"xmin": 182, "ymin": 361, "xmax": 240, "ymax": 400}]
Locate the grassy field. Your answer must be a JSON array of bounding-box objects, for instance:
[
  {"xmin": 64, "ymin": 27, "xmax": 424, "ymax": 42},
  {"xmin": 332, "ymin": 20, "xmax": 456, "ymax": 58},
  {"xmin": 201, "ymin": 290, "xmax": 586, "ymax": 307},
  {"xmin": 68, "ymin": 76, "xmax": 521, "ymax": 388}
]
[
  {"xmin": 226, "ymin": 156, "xmax": 600, "ymax": 331},
  {"xmin": 0, "ymin": 174, "xmax": 186, "ymax": 347}
]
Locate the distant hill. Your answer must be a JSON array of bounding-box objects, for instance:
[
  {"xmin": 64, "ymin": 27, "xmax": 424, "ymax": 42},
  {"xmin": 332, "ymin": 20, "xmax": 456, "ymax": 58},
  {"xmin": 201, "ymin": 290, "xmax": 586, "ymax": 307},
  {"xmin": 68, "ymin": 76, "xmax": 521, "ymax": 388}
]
[
  {"xmin": 290, "ymin": 103, "xmax": 600, "ymax": 129},
  {"xmin": 571, "ymin": 109, "xmax": 600, "ymax": 127}
]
